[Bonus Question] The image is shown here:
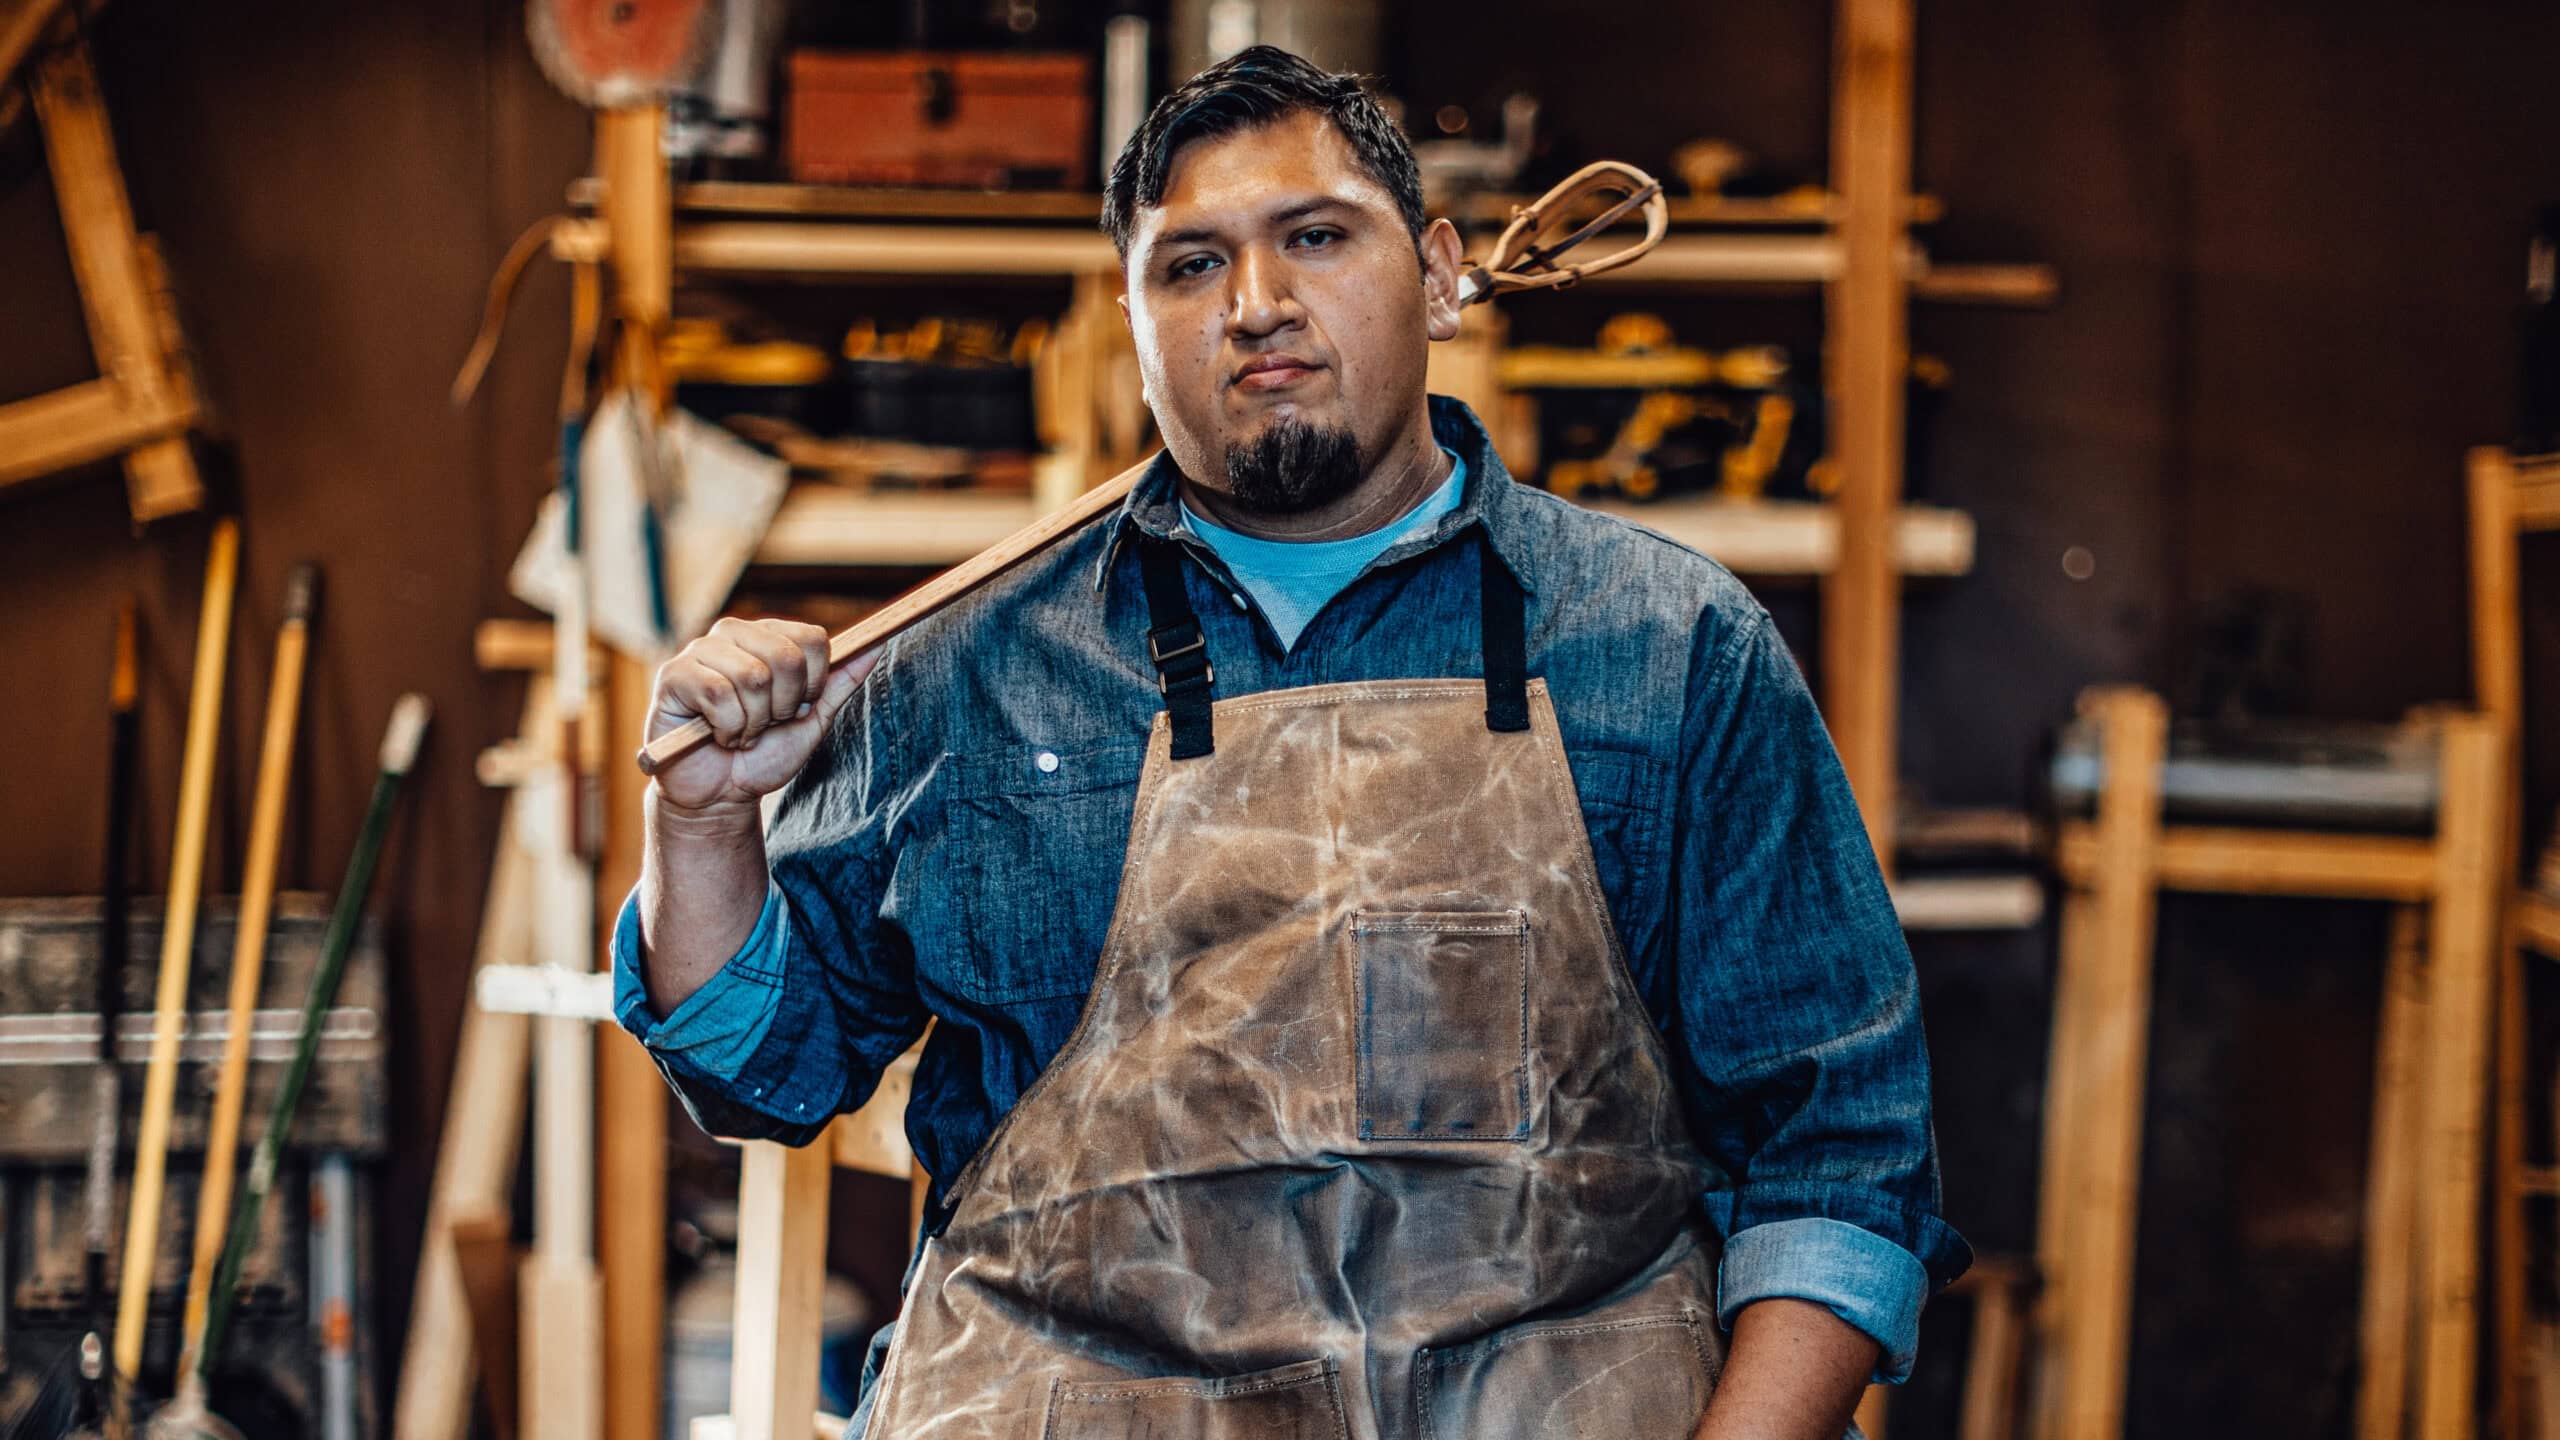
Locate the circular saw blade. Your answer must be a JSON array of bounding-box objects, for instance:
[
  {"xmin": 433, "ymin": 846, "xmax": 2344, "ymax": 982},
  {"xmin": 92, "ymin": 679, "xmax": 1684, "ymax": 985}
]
[{"xmin": 528, "ymin": 0, "xmax": 721, "ymax": 109}]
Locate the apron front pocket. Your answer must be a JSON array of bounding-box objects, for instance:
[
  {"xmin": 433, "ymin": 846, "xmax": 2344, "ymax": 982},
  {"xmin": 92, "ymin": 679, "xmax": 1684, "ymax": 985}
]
[
  {"xmin": 1043, "ymin": 1358, "xmax": 1350, "ymax": 1440},
  {"xmin": 1353, "ymin": 910, "xmax": 1531, "ymax": 1142},
  {"xmin": 1417, "ymin": 1308, "xmax": 1717, "ymax": 1440}
]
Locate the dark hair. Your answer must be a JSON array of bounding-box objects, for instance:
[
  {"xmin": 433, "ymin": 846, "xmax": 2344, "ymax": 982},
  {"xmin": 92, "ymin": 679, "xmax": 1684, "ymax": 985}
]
[{"xmin": 1100, "ymin": 45, "xmax": 1426, "ymax": 260}]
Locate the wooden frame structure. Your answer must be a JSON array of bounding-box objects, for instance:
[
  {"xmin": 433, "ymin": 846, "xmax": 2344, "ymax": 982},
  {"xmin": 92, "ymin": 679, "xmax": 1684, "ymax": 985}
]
[
  {"xmin": 2034, "ymin": 686, "xmax": 2506, "ymax": 1440},
  {"xmin": 2473, "ymin": 447, "xmax": 2560, "ymax": 1440},
  {"xmin": 0, "ymin": 1, "xmax": 203, "ymax": 521}
]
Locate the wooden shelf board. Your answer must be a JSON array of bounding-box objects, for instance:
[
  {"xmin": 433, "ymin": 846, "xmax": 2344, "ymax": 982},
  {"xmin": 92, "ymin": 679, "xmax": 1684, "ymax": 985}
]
[
  {"xmin": 2516, "ymin": 465, "xmax": 2560, "ymax": 532},
  {"xmin": 1891, "ymin": 873, "xmax": 2044, "ymax": 931},
  {"xmin": 754, "ymin": 485, "xmax": 1048, "ymax": 568},
  {"xmin": 568, "ymin": 178, "xmax": 1946, "ymax": 231},
  {"xmin": 2056, "ymin": 822, "xmax": 2440, "ymax": 902},
  {"xmin": 1581, "ymin": 495, "xmax": 1974, "ymax": 577},
  {"xmin": 752, "ymin": 484, "xmax": 1974, "ymax": 579},
  {"xmin": 2521, "ymin": 891, "xmax": 2560, "ymax": 960}
]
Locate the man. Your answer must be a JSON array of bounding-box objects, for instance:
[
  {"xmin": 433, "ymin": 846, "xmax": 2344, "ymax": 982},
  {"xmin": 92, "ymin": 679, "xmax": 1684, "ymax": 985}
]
[{"xmin": 618, "ymin": 45, "xmax": 1968, "ymax": 1440}]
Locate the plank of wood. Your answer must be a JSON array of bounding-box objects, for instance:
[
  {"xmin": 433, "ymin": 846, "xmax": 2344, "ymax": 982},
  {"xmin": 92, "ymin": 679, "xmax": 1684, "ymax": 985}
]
[
  {"xmin": 518, "ymin": 1251, "xmax": 604, "ymax": 1440},
  {"xmin": 2415, "ymin": 715, "xmax": 2503, "ymax": 1440},
  {"xmin": 2055, "ymin": 687, "xmax": 2165, "ymax": 1440},
  {"xmin": 2028, "ymin": 889, "xmax": 2095, "ymax": 1440},
  {"xmin": 595, "ymin": 105, "xmax": 672, "ymax": 1440},
  {"xmin": 2470, "ymin": 449, "xmax": 2525, "ymax": 732},
  {"xmin": 2356, "ymin": 905, "xmax": 2426, "ymax": 1440},
  {"xmin": 2055, "ymin": 823, "xmax": 2439, "ymax": 901},
  {"xmin": 449, "ymin": 1213, "xmax": 521, "ymax": 1440},
  {"xmin": 729, "ymin": 1140, "xmax": 832, "ymax": 1440},
  {"xmin": 1910, "ymin": 263, "xmax": 2060, "ymax": 306},
  {"xmin": 0, "ymin": 375, "xmax": 189, "ymax": 488},
  {"xmin": 2521, "ymin": 894, "xmax": 2560, "ymax": 959},
  {"xmin": 1958, "ymin": 1266, "xmax": 2028, "ymax": 1440},
  {"xmin": 831, "ymin": 1041, "xmax": 922, "ymax": 1181},
  {"xmin": 33, "ymin": 37, "xmax": 204, "ymax": 521},
  {"xmin": 0, "ymin": 0, "xmax": 63, "ymax": 85},
  {"xmin": 1820, "ymin": 0, "xmax": 1915, "ymax": 866},
  {"xmin": 393, "ymin": 684, "xmax": 545, "ymax": 1440}
]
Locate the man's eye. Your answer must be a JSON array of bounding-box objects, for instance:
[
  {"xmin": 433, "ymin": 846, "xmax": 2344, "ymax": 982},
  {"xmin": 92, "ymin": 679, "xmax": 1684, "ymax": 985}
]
[
  {"xmin": 1292, "ymin": 227, "xmax": 1341, "ymax": 250},
  {"xmin": 1172, "ymin": 255, "xmax": 1222, "ymax": 280}
]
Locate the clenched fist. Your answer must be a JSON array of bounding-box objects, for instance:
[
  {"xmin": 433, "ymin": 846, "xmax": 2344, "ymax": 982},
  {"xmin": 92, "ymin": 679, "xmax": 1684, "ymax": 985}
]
[{"xmin": 646, "ymin": 616, "xmax": 880, "ymax": 816}]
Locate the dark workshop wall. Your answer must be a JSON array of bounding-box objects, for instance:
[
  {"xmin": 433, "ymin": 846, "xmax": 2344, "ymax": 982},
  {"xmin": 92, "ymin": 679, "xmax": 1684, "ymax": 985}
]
[
  {"xmin": 0, "ymin": 0, "xmax": 588, "ymax": 1401},
  {"xmin": 2, "ymin": 2, "xmax": 2555, "ymax": 1436}
]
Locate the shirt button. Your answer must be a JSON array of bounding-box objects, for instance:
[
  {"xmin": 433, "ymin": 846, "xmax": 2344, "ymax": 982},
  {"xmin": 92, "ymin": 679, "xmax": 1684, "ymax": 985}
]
[{"xmin": 1035, "ymin": 750, "xmax": 1060, "ymax": 773}]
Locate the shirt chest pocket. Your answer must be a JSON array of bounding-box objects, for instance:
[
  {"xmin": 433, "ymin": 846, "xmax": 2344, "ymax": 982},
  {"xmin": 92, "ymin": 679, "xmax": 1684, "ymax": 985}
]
[{"xmin": 915, "ymin": 740, "xmax": 1149, "ymax": 1006}]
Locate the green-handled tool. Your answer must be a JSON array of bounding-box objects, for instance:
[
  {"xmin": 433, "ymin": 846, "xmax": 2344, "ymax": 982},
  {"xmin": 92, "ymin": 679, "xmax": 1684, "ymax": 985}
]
[{"xmin": 150, "ymin": 694, "xmax": 432, "ymax": 1440}]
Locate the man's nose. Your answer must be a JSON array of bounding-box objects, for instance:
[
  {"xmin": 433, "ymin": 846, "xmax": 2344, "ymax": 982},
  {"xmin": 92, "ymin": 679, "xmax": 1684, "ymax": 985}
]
[{"xmin": 1227, "ymin": 247, "xmax": 1302, "ymax": 338}]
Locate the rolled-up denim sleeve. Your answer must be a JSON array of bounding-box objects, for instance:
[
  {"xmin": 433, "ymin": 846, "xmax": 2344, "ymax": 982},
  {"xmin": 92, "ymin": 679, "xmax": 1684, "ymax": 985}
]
[
  {"xmin": 612, "ymin": 647, "xmax": 929, "ymax": 1148},
  {"xmin": 1673, "ymin": 606, "xmax": 1971, "ymax": 1383}
]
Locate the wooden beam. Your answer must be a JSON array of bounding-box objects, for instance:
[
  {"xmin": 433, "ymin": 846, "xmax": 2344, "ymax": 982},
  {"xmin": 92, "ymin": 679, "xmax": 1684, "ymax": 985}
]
[
  {"xmin": 2056, "ymin": 823, "xmax": 2440, "ymax": 902},
  {"xmin": 33, "ymin": 37, "xmax": 204, "ymax": 521},
  {"xmin": 729, "ymin": 1141, "xmax": 832, "ymax": 1440},
  {"xmin": 0, "ymin": 0, "xmax": 63, "ymax": 93},
  {"xmin": 2415, "ymin": 716, "xmax": 2503, "ymax": 1440},
  {"xmin": 1821, "ymin": 0, "xmax": 1915, "ymax": 866},
  {"xmin": 2356, "ymin": 905, "xmax": 2426, "ymax": 1440},
  {"xmin": 2054, "ymin": 687, "xmax": 2165, "ymax": 1440},
  {"xmin": 2521, "ymin": 894, "xmax": 2560, "ymax": 959},
  {"xmin": 0, "ymin": 375, "xmax": 189, "ymax": 488},
  {"xmin": 394, "ymin": 685, "xmax": 545, "ymax": 1440},
  {"xmin": 594, "ymin": 104, "xmax": 671, "ymax": 1440}
]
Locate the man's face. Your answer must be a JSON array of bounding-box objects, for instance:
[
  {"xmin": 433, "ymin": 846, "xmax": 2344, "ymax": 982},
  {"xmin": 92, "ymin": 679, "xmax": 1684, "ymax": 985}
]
[{"xmin": 1121, "ymin": 109, "xmax": 1463, "ymax": 513}]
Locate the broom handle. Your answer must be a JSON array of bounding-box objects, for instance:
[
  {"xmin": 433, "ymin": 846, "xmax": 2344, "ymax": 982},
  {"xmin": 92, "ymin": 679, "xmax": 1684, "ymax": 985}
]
[
  {"xmin": 195, "ymin": 695, "xmax": 429, "ymax": 1383},
  {"xmin": 175, "ymin": 566, "xmax": 317, "ymax": 1387},
  {"xmin": 116, "ymin": 517, "xmax": 240, "ymax": 1382}
]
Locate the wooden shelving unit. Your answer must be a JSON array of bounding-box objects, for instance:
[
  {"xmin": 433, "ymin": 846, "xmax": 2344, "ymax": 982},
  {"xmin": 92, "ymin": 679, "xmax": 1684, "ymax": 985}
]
[
  {"xmin": 2472, "ymin": 447, "xmax": 2560, "ymax": 1440},
  {"xmin": 557, "ymin": 6, "xmax": 2057, "ymax": 1435}
]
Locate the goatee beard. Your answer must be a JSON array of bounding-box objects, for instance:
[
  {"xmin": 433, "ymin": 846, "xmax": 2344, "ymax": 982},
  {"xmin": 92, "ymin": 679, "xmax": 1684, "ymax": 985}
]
[{"xmin": 1223, "ymin": 417, "xmax": 1364, "ymax": 514}]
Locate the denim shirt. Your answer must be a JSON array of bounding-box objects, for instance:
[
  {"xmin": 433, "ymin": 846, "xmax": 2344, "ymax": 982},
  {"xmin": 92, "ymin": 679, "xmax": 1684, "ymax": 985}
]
[{"xmin": 613, "ymin": 396, "xmax": 1971, "ymax": 1380}]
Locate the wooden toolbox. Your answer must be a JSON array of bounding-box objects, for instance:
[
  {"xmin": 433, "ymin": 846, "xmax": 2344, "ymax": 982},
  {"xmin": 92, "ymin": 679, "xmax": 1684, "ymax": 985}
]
[{"xmin": 786, "ymin": 51, "xmax": 1092, "ymax": 189}]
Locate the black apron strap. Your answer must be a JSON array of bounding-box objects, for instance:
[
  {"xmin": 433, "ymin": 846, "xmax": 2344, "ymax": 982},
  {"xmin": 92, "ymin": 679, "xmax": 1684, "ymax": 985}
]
[
  {"xmin": 1138, "ymin": 536, "xmax": 1217, "ymax": 759},
  {"xmin": 1481, "ymin": 533, "xmax": 1530, "ymax": 733}
]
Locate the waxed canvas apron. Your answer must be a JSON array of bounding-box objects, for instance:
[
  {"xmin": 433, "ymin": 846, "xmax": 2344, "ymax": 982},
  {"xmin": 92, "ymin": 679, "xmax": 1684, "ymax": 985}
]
[{"xmin": 858, "ymin": 537, "xmax": 1725, "ymax": 1439}]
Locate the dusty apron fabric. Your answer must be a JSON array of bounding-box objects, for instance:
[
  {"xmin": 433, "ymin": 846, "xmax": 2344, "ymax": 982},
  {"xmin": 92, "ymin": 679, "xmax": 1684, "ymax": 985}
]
[{"xmin": 858, "ymin": 537, "xmax": 1725, "ymax": 1439}]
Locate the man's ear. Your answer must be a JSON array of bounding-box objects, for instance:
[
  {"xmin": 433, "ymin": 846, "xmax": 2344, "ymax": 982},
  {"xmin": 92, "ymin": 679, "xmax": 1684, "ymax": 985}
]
[
  {"xmin": 1419, "ymin": 218, "xmax": 1467, "ymax": 342},
  {"xmin": 1117, "ymin": 290, "xmax": 1132, "ymax": 333}
]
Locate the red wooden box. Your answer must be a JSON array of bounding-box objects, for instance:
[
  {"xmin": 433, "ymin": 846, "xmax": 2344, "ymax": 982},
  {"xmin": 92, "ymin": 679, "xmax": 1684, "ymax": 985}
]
[{"xmin": 786, "ymin": 51, "xmax": 1093, "ymax": 190}]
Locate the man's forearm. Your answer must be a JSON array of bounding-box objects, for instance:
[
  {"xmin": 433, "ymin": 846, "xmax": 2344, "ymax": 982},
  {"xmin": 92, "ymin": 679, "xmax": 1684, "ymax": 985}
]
[
  {"xmin": 1694, "ymin": 1298, "xmax": 1880, "ymax": 1440},
  {"xmin": 636, "ymin": 789, "xmax": 772, "ymax": 1017}
]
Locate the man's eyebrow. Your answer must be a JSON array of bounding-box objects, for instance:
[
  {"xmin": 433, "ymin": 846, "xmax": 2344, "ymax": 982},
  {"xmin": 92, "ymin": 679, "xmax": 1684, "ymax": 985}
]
[{"xmin": 1143, "ymin": 196, "xmax": 1360, "ymax": 260}]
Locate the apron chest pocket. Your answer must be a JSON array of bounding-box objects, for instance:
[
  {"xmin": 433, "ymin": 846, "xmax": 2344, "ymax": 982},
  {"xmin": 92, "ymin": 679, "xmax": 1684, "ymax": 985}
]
[
  {"xmin": 1043, "ymin": 1358, "xmax": 1350, "ymax": 1440},
  {"xmin": 1418, "ymin": 1309, "xmax": 1718, "ymax": 1440},
  {"xmin": 1353, "ymin": 911, "xmax": 1531, "ymax": 1142}
]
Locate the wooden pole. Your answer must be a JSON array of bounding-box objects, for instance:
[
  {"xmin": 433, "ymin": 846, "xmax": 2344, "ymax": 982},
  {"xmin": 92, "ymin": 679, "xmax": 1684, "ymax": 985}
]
[
  {"xmin": 393, "ymin": 682, "xmax": 548, "ymax": 1440},
  {"xmin": 176, "ymin": 564, "xmax": 317, "ymax": 1393},
  {"xmin": 2467, "ymin": 447, "xmax": 2530, "ymax": 1440},
  {"xmin": 2055, "ymin": 686, "xmax": 2165, "ymax": 1440},
  {"xmin": 2415, "ymin": 714, "xmax": 2504, "ymax": 1440},
  {"xmin": 115, "ymin": 515, "xmax": 239, "ymax": 1382},
  {"xmin": 594, "ymin": 102, "xmax": 670, "ymax": 1440},
  {"xmin": 1821, "ymin": 0, "xmax": 1914, "ymax": 867},
  {"xmin": 729, "ymin": 1141, "xmax": 832, "ymax": 1440}
]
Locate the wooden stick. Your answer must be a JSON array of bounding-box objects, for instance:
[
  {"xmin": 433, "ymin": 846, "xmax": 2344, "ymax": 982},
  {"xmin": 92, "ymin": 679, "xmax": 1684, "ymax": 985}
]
[
  {"xmin": 175, "ymin": 565, "xmax": 317, "ymax": 1392},
  {"xmin": 116, "ymin": 516, "xmax": 239, "ymax": 1382},
  {"xmin": 636, "ymin": 459, "xmax": 1147, "ymax": 774},
  {"xmin": 78, "ymin": 598, "xmax": 140, "ymax": 1421},
  {"xmin": 393, "ymin": 685, "xmax": 544, "ymax": 1440},
  {"xmin": 2356, "ymin": 904, "xmax": 2426, "ymax": 1440}
]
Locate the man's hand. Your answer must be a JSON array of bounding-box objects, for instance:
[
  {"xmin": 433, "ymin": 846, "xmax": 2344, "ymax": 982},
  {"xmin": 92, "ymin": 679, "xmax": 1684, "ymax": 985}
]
[
  {"xmin": 632, "ymin": 618, "xmax": 877, "ymax": 1020},
  {"xmin": 648, "ymin": 617, "xmax": 878, "ymax": 819},
  {"xmin": 1693, "ymin": 1299, "xmax": 1880, "ymax": 1440}
]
